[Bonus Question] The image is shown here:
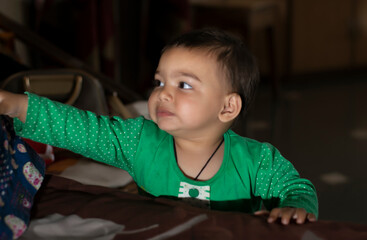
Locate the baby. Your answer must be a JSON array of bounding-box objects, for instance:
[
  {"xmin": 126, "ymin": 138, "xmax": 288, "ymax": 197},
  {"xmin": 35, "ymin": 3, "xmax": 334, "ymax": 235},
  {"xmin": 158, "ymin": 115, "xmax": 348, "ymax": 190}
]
[{"xmin": 0, "ymin": 28, "xmax": 318, "ymax": 225}]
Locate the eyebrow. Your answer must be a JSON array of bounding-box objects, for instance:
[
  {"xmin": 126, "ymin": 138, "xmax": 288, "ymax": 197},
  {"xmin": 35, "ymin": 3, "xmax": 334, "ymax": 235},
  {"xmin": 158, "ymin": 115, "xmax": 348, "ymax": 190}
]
[
  {"xmin": 155, "ymin": 70, "xmax": 201, "ymax": 82},
  {"xmin": 177, "ymin": 71, "xmax": 201, "ymax": 82}
]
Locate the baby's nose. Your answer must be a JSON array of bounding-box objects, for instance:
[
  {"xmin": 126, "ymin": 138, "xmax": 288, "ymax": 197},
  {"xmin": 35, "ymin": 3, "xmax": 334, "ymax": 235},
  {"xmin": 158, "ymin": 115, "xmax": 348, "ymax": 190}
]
[{"xmin": 158, "ymin": 86, "xmax": 173, "ymax": 101}]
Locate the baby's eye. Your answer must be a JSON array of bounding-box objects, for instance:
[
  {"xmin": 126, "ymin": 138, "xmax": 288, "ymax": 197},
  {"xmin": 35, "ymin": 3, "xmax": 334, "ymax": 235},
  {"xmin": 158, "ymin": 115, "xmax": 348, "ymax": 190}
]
[
  {"xmin": 179, "ymin": 82, "xmax": 192, "ymax": 89},
  {"xmin": 153, "ymin": 79, "xmax": 164, "ymax": 87}
]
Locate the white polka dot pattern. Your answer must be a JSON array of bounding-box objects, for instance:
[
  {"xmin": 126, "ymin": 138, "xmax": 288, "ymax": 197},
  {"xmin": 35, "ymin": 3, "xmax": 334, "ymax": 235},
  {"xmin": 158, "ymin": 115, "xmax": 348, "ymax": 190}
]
[
  {"xmin": 14, "ymin": 93, "xmax": 143, "ymax": 178},
  {"xmin": 254, "ymin": 143, "xmax": 318, "ymax": 214}
]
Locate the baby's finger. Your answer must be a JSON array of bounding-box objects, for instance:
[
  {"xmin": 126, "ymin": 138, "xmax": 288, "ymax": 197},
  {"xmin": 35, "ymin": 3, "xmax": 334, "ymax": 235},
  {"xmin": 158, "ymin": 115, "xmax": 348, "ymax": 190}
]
[
  {"xmin": 307, "ymin": 213, "xmax": 317, "ymax": 222},
  {"xmin": 267, "ymin": 208, "xmax": 281, "ymax": 223},
  {"xmin": 254, "ymin": 210, "xmax": 269, "ymax": 216},
  {"xmin": 294, "ymin": 208, "xmax": 307, "ymax": 224},
  {"xmin": 279, "ymin": 208, "xmax": 296, "ymax": 225}
]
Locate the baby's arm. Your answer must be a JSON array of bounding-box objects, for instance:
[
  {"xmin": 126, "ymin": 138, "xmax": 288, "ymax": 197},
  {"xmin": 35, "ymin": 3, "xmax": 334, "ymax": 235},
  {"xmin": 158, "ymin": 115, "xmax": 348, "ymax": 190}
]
[
  {"xmin": 1, "ymin": 90, "xmax": 142, "ymax": 175},
  {"xmin": 253, "ymin": 143, "xmax": 318, "ymax": 225},
  {"xmin": 0, "ymin": 90, "xmax": 28, "ymax": 122}
]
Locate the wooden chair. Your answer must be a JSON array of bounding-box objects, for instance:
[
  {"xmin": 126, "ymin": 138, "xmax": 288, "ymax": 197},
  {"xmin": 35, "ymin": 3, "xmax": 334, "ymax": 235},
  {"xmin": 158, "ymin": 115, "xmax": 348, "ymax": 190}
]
[{"xmin": 2, "ymin": 69, "xmax": 109, "ymax": 115}]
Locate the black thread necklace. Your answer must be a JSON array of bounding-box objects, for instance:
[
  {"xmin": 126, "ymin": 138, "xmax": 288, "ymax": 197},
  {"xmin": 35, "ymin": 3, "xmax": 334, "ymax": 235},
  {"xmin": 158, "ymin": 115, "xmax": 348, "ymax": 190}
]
[{"xmin": 174, "ymin": 138, "xmax": 224, "ymax": 181}]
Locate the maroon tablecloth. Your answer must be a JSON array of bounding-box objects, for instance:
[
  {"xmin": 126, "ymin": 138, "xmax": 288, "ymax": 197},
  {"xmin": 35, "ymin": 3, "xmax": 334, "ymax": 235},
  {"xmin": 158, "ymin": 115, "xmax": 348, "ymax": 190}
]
[{"xmin": 30, "ymin": 175, "xmax": 367, "ymax": 240}]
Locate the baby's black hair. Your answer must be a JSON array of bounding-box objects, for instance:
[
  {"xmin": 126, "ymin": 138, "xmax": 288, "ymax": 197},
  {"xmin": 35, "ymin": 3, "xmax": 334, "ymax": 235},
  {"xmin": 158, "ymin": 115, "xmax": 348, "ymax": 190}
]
[{"xmin": 162, "ymin": 28, "xmax": 260, "ymax": 115}]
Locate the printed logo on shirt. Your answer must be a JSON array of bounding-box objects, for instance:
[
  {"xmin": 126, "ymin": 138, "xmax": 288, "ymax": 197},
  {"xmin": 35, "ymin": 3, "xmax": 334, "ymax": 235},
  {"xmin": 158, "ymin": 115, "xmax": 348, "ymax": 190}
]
[
  {"xmin": 178, "ymin": 182, "xmax": 210, "ymax": 200},
  {"xmin": 178, "ymin": 182, "xmax": 211, "ymax": 209}
]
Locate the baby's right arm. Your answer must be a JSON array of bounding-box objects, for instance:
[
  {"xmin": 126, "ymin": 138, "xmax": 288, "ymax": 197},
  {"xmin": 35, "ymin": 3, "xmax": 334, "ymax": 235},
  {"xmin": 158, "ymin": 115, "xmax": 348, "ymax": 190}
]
[
  {"xmin": 0, "ymin": 90, "xmax": 28, "ymax": 122},
  {"xmin": 8, "ymin": 91, "xmax": 143, "ymax": 174}
]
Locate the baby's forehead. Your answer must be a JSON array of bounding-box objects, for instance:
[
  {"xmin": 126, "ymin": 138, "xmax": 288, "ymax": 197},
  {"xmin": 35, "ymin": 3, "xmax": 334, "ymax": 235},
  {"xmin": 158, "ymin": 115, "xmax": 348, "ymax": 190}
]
[
  {"xmin": 176, "ymin": 46, "xmax": 219, "ymax": 59},
  {"xmin": 186, "ymin": 47, "xmax": 230, "ymax": 82},
  {"xmin": 160, "ymin": 46, "xmax": 231, "ymax": 85},
  {"xmin": 167, "ymin": 46, "xmax": 226, "ymax": 71}
]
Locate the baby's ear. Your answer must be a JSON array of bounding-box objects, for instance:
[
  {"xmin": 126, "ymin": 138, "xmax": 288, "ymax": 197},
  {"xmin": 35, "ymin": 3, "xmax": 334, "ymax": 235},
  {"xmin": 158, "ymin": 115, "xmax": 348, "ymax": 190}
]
[{"xmin": 218, "ymin": 93, "xmax": 242, "ymax": 123}]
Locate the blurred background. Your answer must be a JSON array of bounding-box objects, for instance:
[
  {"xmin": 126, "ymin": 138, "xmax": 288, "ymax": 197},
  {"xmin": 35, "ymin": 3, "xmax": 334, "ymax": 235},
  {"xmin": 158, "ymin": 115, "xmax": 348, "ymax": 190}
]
[{"xmin": 0, "ymin": 0, "xmax": 367, "ymax": 224}]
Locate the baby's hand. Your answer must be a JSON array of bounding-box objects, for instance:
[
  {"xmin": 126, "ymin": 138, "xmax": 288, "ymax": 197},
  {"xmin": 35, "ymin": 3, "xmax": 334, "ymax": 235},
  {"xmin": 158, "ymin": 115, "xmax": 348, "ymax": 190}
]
[
  {"xmin": 254, "ymin": 207, "xmax": 317, "ymax": 225},
  {"xmin": 0, "ymin": 90, "xmax": 28, "ymax": 122}
]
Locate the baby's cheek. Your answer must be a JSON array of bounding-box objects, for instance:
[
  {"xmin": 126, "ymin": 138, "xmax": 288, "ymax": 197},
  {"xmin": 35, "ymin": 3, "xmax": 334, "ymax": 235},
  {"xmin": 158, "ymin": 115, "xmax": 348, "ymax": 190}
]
[{"xmin": 147, "ymin": 99, "xmax": 156, "ymax": 121}]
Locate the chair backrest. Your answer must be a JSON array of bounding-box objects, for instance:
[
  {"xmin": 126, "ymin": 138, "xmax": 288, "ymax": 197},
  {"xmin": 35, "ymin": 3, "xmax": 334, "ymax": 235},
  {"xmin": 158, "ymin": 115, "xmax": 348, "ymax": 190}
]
[{"xmin": 1, "ymin": 69, "xmax": 109, "ymax": 115}]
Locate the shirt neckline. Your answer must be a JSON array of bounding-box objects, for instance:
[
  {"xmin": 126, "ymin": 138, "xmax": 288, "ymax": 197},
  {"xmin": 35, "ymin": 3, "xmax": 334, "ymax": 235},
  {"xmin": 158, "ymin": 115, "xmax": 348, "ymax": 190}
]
[{"xmin": 169, "ymin": 132, "xmax": 230, "ymax": 185}]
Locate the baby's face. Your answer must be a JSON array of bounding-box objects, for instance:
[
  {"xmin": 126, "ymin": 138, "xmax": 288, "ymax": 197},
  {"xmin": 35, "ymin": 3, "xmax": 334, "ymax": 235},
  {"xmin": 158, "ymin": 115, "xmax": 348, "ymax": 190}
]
[{"xmin": 148, "ymin": 47, "xmax": 230, "ymax": 137}]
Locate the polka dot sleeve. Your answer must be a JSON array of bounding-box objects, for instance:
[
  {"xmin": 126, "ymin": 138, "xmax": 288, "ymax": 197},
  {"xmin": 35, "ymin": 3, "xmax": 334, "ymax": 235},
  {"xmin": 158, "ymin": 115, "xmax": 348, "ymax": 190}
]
[
  {"xmin": 254, "ymin": 143, "xmax": 319, "ymax": 217},
  {"xmin": 13, "ymin": 92, "xmax": 143, "ymax": 176}
]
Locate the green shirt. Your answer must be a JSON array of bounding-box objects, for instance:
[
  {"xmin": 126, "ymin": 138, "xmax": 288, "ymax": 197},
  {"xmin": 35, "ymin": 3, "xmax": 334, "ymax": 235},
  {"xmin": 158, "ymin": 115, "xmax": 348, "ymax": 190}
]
[{"xmin": 14, "ymin": 93, "xmax": 318, "ymax": 216}]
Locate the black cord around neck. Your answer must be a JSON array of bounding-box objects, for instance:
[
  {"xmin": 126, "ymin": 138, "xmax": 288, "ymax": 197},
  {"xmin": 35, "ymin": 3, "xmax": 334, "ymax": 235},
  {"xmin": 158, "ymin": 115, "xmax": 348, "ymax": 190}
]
[{"xmin": 174, "ymin": 138, "xmax": 224, "ymax": 181}]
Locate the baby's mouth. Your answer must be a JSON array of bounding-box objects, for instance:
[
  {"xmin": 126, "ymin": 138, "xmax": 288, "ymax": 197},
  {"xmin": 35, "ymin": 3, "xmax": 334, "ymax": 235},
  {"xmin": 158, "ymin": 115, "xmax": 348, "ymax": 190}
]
[{"xmin": 156, "ymin": 108, "xmax": 174, "ymax": 117}]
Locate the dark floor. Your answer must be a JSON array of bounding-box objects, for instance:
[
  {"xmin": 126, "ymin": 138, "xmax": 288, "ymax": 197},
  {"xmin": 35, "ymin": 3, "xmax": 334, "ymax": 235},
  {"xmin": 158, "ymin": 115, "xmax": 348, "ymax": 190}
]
[{"xmin": 237, "ymin": 73, "xmax": 367, "ymax": 225}]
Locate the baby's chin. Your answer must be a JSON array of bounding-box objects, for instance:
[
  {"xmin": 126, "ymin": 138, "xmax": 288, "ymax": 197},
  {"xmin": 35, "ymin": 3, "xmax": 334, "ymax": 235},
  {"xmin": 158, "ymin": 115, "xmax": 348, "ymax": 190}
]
[
  {"xmin": 155, "ymin": 120, "xmax": 182, "ymax": 135},
  {"xmin": 156, "ymin": 122, "xmax": 176, "ymax": 132}
]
